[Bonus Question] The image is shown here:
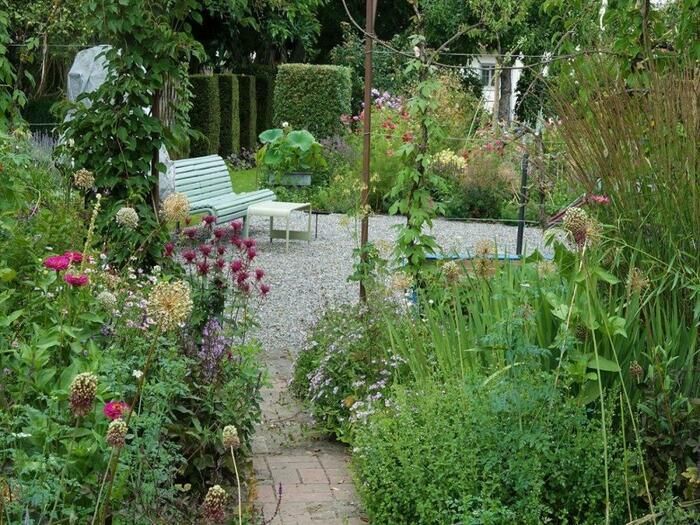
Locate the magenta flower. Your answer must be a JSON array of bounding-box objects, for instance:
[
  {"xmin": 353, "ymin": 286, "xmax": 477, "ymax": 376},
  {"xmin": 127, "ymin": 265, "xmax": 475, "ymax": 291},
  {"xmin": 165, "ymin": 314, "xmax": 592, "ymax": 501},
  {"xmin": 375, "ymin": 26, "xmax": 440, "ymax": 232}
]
[
  {"xmin": 199, "ymin": 244, "xmax": 213, "ymax": 258},
  {"xmin": 230, "ymin": 220, "xmax": 243, "ymax": 233},
  {"xmin": 164, "ymin": 242, "xmax": 175, "ymax": 257},
  {"xmin": 44, "ymin": 255, "xmax": 71, "ymax": 272},
  {"xmin": 216, "ymin": 245, "xmax": 226, "ymax": 256},
  {"xmin": 255, "ymin": 268, "xmax": 265, "ymax": 281},
  {"xmin": 197, "ymin": 260, "xmax": 211, "ymax": 276},
  {"xmin": 231, "ymin": 236, "xmax": 243, "ymax": 249},
  {"xmin": 238, "ymin": 281, "xmax": 251, "ymax": 294},
  {"xmin": 213, "ymin": 227, "xmax": 226, "ymax": 240},
  {"xmin": 230, "ymin": 259, "xmax": 243, "ymax": 273},
  {"xmin": 64, "ymin": 273, "xmax": 89, "ymax": 287},
  {"xmin": 183, "ymin": 249, "xmax": 196, "ymax": 264},
  {"xmin": 215, "ymin": 258, "xmax": 226, "ymax": 271},
  {"xmin": 236, "ymin": 271, "xmax": 248, "ymax": 284},
  {"xmin": 243, "ymin": 238, "xmax": 256, "ymax": 249},
  {"xmin": 247, "ymin": 246, "xmax": 257, "ymax": 260},
  {"xmin": 588, "ymin": 194, "xmax": 611, "ymax": 205},
  {"xmin": 260, "ymin": 283, "xmax": 271, "ymax": 296},
  {"xmin": 103, "ymin": 401, "xmax": 129, "ymax": 420},
  {"xmin": 183, "ymin": 228, "xmax": 197, "ymax": 240},
  {"xmin": 63, "ymin": 251, "xmax": 83, "ymax": 265},
  {"xmin": 203, "ymin": 215, "xmax": 216, "ymax": 226}
]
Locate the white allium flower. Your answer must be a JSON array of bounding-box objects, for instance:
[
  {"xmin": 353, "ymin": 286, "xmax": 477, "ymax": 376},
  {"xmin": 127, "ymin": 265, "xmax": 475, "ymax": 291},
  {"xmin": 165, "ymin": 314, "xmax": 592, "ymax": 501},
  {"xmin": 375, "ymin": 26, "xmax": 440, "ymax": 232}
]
[{"xmin": 132, "ymin": 370, "xmax": 144, "ymax": 380}]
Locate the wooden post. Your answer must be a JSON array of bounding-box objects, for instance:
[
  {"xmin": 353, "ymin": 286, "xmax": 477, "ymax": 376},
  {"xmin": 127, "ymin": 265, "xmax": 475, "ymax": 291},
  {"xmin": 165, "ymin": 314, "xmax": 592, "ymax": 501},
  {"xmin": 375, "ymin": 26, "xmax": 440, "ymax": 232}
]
[{"xmin": 360, "ymin": 0, "xmax": 376, "ymax": 301}]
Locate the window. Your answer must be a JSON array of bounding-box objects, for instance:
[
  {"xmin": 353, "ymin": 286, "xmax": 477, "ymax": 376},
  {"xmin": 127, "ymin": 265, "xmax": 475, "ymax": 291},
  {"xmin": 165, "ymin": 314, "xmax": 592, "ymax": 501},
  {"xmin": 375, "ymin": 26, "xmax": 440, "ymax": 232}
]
[{"xmin": 480, "ymin": 63, "xmax": 495, "ymax": 87}]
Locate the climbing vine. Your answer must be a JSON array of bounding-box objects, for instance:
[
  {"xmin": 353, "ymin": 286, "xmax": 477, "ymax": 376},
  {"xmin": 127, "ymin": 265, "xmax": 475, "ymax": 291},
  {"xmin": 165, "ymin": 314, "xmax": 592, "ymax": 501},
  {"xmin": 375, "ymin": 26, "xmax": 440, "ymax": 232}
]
[{"xmin": 59, "ymin": 0, "xmax": 203, "ymax": 266}]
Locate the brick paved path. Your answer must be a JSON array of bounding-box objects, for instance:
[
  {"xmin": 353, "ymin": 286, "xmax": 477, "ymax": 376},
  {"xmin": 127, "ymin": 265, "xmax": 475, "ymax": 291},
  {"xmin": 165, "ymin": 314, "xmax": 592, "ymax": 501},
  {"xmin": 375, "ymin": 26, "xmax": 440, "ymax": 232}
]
[{"xmin": 248, "ymin": 215, "xmax": 365, "ymax": 524}]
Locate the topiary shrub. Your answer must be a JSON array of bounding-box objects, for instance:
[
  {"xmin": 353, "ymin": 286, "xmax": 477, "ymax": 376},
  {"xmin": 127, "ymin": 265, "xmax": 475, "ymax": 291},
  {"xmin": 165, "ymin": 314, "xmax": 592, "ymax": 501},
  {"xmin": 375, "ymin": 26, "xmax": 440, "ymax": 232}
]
[
  {"xmin": 237, "ymin": 74, "xmax": 257, "ymax": 150},
  {"xmin": 217, "ymin": 74, "xmax": 239, "ymax": 157},
  {"xmin": 252, "ymin": 66, "xmax": 276, "ymax": 136},
  {"xmin": 188, "ymin": 74, "xmax": 220, "ymax": 156},
  {"xmin": 273, "ymin": 64, "xmax": 352, "ymax": 138}
]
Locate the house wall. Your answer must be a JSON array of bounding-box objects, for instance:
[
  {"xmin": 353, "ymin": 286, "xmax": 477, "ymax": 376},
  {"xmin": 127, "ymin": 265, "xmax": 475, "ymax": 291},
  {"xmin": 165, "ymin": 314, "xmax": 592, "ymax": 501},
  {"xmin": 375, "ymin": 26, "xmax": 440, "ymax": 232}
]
[{"xmin": 469, "ymin": 54, "xmax": 523, "ymax": 121}]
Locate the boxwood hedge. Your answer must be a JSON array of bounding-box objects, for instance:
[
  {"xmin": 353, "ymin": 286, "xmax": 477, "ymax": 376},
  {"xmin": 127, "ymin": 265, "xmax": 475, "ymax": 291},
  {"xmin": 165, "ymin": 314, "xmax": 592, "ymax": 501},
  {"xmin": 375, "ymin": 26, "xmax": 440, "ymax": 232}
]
[
  {"xmin": 217, "ymin": 74, "xmax": 240, "ymax": 157},
  {"xmin": 189, "ymin": 74, "xmax": 220, "ymax": 157},
  {"xmin": 237, "ymin": 74, "xmax": 257, "ymax": 150}
]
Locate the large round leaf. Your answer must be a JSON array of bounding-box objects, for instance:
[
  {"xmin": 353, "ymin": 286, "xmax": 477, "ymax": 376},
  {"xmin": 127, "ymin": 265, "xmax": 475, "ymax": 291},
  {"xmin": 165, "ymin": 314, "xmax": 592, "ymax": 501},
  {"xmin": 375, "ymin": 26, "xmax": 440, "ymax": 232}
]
[
  {"xmin": 286, "ymin": 130, "xmax": 315, "ymax": 152},
  {"xmin": 259, "ymin": 128, "xmax": 284, "ymax": 144}
]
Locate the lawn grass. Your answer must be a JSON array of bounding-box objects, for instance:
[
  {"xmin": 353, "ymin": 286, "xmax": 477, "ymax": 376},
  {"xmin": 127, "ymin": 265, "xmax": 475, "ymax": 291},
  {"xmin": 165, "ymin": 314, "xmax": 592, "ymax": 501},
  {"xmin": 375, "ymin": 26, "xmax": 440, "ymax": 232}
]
[{"xmin": 229, "ymin": 167, "xmax": 259, "ymax": 192}]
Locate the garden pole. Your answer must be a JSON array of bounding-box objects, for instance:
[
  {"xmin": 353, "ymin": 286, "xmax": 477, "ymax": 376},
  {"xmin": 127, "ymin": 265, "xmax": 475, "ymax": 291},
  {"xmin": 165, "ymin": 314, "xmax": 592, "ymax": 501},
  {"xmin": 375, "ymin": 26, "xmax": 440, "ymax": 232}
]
[
  {"xmin": 516, "ymin": 152, "xmax": 529, "ymax": 256},
  {"xmin": 360, "ymin": 0, "xmax": 376, "ymax": 301}
]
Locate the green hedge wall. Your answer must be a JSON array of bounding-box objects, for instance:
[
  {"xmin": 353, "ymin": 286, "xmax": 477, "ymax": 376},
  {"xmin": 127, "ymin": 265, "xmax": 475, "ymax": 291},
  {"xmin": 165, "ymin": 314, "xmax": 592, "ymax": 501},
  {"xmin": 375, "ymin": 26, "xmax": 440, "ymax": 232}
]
[
  {"xmin": 217, "ymin": 74, "xmax": 240, "ymax": 157},
  {"xmin": 237, "ymin": 74, "xmax": 257, "ymax": 150},
  {"xmin": 189, "ymin": 74, "xmax": 220, "ymax": 157},
  {"xmin": 251, "ymin": 65, "xmax": 276, "ymax": 136},
  {"xmin": 273, "ymin": 64, "xmax": 352, "ymax": 138}
]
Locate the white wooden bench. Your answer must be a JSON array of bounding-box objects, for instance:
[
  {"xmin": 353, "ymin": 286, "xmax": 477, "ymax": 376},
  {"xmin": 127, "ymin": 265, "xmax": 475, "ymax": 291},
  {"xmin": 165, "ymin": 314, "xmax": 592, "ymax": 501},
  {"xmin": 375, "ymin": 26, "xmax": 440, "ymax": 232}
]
[{"xmin": 173, "ymin": 154, "xmax": 275, "ymax": 224}]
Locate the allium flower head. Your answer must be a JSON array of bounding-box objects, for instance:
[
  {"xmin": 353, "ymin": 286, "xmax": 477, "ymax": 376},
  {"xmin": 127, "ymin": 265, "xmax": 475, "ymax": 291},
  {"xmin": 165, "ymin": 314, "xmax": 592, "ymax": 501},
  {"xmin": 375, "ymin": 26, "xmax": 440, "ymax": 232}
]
[
  {"xmin": 537, "ymin": 260, "xmax": 557, "ymax": 279},
  {"xmin": 64, "ymin": 273, "xmax": 89, "ymax": 287},
  {"xmin": 562, "ymin": 207, "xmax": 600, "ymax": 248},
  {"xmin": 147, "ymin": 280, "xmax": 193, "ymax": 330},
  {"xmin": 103, "ymin": 400, "xmax": 129, "ymax": 420},
  {"xmin": 161, "ymin": 193, "xmax": 190, "ymax": 223},
  {"xmin": 97, "ymin": 290, "xmax": 118, "ymax": 310},
  {"xmin": 106, "ymin": 418, "xmax": 128, "ymax": 448},
  {"xmin": 202, "ymin": 485, "xmax": 227, "ymax": 523},
  {"xmin": 44, "ymin": 255, "xmax": 70, "ymax": 272},
  {"xmin": 73, "ymin": 168, "xmax": 95, "ymax": 190},
  {"xmin": 222, "ymin": 425, "xmax": 241, "ymax": 450},
  {"xmin": 69, "ymin": 372, "xmax": 98, "ymax": 417},
  {"xmin": 115, "ymin": 207, "xmax": 139, "ymax": 230}
]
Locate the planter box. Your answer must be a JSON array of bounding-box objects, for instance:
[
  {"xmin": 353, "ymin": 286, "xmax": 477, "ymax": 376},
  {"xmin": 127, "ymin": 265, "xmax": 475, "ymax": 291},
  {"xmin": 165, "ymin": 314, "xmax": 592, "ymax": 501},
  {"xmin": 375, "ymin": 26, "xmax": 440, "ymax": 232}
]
[{"xmin": 267, "ymin": 172, "xmax": 312, "ymax": 187}]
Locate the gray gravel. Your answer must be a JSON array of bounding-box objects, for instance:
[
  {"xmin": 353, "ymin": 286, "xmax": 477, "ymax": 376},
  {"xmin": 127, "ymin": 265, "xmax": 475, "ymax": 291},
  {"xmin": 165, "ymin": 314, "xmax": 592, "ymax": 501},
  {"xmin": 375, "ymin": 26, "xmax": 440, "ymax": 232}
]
[{"xmin": 246, "ymin": 212, "xmax": 547, "ymax": 378}]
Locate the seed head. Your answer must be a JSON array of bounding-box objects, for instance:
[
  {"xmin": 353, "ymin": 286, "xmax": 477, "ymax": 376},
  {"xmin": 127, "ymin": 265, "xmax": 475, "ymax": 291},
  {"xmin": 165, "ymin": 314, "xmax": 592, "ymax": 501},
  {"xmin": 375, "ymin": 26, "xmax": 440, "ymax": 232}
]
[
  {"xmin": 98, "ymin": 291, "xmax": 118, "ymax": 312},
  {"xmin": 115, "ymin": 207, "xmax": 139, "ymax": 230},
  {"xmin": 627, "ymin": 267, "xmax": 649, "ymax": 295},
  {"xmin": 73, "ymin": 168, "xmax": 95, "ymax": 190},
  {"xmin": 629, "ymin": 361, "xmax": 644, "ymax": 383},
  {"xmin": 161, "ymin": 193, "xmax": 190, "ymax": 223},
  {"xmin": 106, "ymin": 418, "xmax": 128, "ymax": 448},
  {"xmin": 202, "ymin": 485, "xmax": 227, "ymax": 523},
  {"xmin": 222, "ymin": 425, "xmax": 241, "ymax": 450},
  {"xmin": 69, "ymin": 372, "xmax": 98, "ymax": 417},
  {"xmin": 147, "ymin": 280, "xmax": 193, "ymax": 331}
]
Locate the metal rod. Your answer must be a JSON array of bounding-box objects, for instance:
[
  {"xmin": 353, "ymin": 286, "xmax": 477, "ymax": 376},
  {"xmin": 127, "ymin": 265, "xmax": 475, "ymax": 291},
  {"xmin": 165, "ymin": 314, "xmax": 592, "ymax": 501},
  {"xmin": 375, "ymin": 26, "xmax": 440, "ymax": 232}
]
[
  {"xmin": 516, "ymin": 152, "xmax": 529, "ymax": 256},
  {"xmin": 359, "ymin": 0, "xmax": 375, "ymax": 302}
]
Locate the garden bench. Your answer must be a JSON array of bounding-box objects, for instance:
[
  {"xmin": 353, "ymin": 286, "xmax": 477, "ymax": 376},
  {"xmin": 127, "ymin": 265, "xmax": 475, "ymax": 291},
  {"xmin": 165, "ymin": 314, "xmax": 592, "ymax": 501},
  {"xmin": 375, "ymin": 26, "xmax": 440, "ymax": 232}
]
[{"xmin": 173, "ymin": 154, "xmax": 275, "ymax": 224}]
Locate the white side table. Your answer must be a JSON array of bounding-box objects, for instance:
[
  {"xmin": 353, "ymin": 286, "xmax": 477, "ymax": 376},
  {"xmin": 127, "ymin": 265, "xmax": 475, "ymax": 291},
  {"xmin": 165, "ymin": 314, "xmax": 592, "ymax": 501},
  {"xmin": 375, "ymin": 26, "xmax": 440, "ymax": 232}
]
[{"xmin": 243, "ymin": 201, "xmax": 312, "ymax": 253}]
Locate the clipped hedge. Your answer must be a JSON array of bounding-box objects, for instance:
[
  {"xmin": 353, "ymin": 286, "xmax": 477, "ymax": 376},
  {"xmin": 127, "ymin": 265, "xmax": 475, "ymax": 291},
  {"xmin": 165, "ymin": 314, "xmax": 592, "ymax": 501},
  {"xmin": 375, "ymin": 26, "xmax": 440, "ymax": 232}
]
[
  {"xmin": 189, "ymin": 74, "xmax": 220, "ymax": 157},
  {"xmin": 237, "ymin": 74, "xmax": 257, "ymax": 150},
  {"xmin": 217, "ymin": 74, "xmax": 240, "ymax": 157},
  {"xmin": 273, "ymin": 64, "xmax": 352, "ymax": 138},
  {"xmin": 251, "ymin": 65, "xmax": 276, "ymax": 136}
]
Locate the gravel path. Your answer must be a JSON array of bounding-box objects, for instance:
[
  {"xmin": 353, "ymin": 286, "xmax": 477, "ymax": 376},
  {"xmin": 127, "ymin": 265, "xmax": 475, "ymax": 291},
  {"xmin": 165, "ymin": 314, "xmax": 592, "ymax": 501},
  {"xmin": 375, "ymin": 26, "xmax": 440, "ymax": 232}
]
[{"xmin": 249, "ymin": 212, "xmax": 546, "ymax": 524}]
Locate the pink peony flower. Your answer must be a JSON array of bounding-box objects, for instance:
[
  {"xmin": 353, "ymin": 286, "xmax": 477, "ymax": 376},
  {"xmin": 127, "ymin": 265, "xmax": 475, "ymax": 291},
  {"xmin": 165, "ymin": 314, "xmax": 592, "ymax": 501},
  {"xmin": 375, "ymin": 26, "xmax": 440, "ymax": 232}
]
[
  {"xmin": 44, "ymin": 255, "xmax": 71, "ymax": 272},
  {"xmin": 255, "ymin": 268, "xmax": 265, "ymax": 281},
  {"xmin": 103, "ymin": 401, "xmax": 129, "ymax": 420},
  {"xmin": 64, "ymin": 273, "xmax": 89, "ymax": 287},
  {"xmin": 63, "ymin": 251, "xmax": 83, "ymax": 265}
]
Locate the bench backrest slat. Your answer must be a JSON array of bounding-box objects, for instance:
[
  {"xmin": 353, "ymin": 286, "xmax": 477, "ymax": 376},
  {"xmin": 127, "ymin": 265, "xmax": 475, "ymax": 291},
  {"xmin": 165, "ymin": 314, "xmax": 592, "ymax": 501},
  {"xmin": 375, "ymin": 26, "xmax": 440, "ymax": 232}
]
[{"xmin": 173, "ymin": 155, "xmax": 235, "ymax": 201}]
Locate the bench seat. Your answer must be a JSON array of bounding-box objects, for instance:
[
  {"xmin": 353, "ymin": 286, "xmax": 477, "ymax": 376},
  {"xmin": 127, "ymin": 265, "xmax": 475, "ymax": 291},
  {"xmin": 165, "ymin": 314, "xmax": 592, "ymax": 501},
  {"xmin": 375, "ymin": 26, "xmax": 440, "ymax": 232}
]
[{"xmin": 173, "ymin": 154, "xmax": 275, "ymax": 224}]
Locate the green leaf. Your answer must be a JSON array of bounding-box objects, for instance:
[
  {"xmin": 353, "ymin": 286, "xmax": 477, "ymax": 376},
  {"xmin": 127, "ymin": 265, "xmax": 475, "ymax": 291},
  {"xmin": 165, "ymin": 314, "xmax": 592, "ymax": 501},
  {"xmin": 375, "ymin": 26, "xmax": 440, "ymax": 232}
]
[
  {"xmin": 258, "ymin": 128, "xmax": 283, "ymax": 144},
  {"xmin": 587, "ymin": 355, "xmax": 620, "ymax": 373}
]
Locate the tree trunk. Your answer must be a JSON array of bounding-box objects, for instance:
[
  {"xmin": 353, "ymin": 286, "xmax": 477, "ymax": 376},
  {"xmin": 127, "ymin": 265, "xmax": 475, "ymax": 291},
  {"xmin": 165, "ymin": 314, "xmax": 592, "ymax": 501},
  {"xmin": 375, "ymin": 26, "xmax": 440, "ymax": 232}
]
[
  {"xmin": 498, "ymin": 64, "xmax": 512, "ymax": 124},
  {"xmin": 492, "ymin": 56, "xmax": 501, "ymax": 128}
]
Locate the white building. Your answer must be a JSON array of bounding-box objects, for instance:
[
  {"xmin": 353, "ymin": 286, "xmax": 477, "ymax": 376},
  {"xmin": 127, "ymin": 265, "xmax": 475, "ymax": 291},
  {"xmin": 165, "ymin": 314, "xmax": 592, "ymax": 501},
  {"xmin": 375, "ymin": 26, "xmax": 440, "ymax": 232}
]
[{"xmin": 469, "ymin": 54, "xmax": 524, "ymax": 122}]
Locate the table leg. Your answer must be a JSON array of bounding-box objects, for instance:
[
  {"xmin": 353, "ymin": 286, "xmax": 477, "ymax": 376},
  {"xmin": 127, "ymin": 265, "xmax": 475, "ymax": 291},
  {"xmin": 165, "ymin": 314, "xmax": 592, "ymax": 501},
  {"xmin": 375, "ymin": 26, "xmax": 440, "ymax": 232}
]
[
  {"xmin": 285, "ymin": 215, "xmax": 290, "ymax": 253},
  {"xmin": 243, "ymin": 213, "xmax": 250, "ymax": 238},
  {"xmin": 307, "ymin": 206, "xmax": 312, "ymax": 244},
  {"xmin": 269, "ymin": 216, "xmax": 273, "ymax": 244}
]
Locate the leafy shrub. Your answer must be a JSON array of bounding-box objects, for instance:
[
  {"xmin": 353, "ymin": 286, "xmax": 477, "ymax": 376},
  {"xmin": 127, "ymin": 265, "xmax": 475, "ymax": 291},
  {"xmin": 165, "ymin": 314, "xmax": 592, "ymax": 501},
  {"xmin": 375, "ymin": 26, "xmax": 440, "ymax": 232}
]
[
  {"xmin": 353, "ymin": 374, "xmax": 631, "ymax": 525},
  {"xmin": 273, "ymin": 63, "xmax": 352, "ymax": 138},
  {"xmin": 292, "ymin": 303, "xmax": 407, "ymax": 441},
  {"xmin": 189, "ymin": 74, "xmax": 221, "ymax": 156},
  {"xmin": 217, "ymin": 73, "xmax": 240, "ymax": 157},
  {"xmin": 237, "ymin": 74, "xmax": 257, "ymax": 150}
]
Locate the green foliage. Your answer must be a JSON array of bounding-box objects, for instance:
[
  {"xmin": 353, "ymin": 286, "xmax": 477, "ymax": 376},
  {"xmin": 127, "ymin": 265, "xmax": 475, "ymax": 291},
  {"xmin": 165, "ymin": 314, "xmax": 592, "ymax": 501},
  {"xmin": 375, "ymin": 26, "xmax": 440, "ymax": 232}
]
[
  {"xmin": 189, "ymin": 73, "xmax": 221, "ymax": 156},
  {"xmin": 353, "ymin": 374, "xmax": 631, "ymax": 525},
  {"xmin": 249, "ymin": 65, "xmax": 276, "ymax": 136},
  {"xmin": 237, "ymin": 74, "xmax": 257, "ymax": 150},
  {"xmin": 273, "ymin": 63, "xmax": 352, "ymax": 138},
  {"xmin": 291, "ymin": 302, "xmax": 406, "ymax": 441},
  {"xmin": 58, "ymin": 0, "xmax": 202, "ymax": 268},
  {"xmin": 217, "ymin": 73, "xmax": 240, "ymax": 157},
  {"xmin": 256, "ymin": 127, "xmax": 327, "ymax": 179},
  {"xmin": 0, "ymin": 11, "xmax": 26, "ymax": 129}
]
